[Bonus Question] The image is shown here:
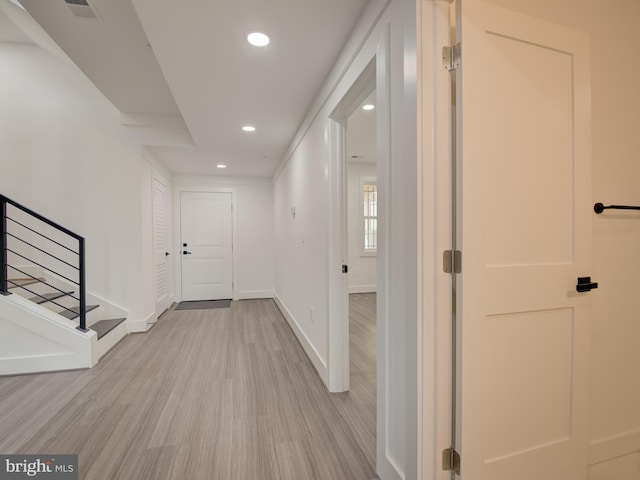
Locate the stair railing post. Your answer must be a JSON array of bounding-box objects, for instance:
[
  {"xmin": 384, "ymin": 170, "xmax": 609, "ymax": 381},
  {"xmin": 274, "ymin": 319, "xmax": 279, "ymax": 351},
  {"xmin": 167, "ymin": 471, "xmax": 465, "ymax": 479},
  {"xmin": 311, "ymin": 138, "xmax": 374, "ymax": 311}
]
[
  {"xmin": 0, "ymin": 196, "xmax": 7, "ymax": 295},
  {"xmin": 77, "ymin": 237, "xmax": 88, "ymax": 332}
]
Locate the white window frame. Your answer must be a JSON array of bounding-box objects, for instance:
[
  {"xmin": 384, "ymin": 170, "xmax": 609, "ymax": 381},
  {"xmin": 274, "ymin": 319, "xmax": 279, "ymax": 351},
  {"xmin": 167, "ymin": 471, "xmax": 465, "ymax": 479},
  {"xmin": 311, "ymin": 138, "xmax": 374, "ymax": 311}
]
[{"xmin": 361, "ymin": 176, "xmax": 377, "ymax": 256}]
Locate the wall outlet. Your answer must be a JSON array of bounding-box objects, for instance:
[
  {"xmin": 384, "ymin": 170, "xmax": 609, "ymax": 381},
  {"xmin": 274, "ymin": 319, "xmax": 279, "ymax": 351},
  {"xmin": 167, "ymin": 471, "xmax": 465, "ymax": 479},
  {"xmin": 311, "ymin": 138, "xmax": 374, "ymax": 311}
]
[{"xmin": 310, "ymin": 307, "xmax": 314, "ymax": 323}]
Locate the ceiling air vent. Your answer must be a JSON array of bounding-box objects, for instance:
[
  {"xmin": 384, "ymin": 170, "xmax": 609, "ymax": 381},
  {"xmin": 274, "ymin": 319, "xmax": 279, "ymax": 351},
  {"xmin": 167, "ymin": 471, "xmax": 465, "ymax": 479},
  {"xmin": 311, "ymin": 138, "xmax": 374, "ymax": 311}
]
[{"xmin": 64, "ymin": 0, "xmax": 100, "ymax": 19}]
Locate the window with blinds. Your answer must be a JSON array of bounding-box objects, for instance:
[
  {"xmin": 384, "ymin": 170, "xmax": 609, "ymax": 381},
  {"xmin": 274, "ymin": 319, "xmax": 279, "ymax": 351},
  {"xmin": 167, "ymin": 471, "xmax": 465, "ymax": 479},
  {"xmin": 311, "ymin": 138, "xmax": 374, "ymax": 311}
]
[{"xmin": 363, "ymin": 182, "xmax": 377, "ymax": 254}]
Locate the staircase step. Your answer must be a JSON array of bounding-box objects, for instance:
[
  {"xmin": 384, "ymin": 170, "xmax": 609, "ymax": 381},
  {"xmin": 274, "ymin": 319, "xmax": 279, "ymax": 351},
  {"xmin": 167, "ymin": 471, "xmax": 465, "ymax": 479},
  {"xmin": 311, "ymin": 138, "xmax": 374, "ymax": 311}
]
[
  {"xmin": 29, "ymin": 291, "xmax": 74, "ymax": 305},
  {"xmin": 8, "ymin": 278, "xmax": 45, "ymax": 289},
  {"xmin": 90, "ymin": 318, "xmax": 126, "ymax": 340},
  {"xmin": 59, "ymin": 304, "xmax": 99, "ymax": 320}
]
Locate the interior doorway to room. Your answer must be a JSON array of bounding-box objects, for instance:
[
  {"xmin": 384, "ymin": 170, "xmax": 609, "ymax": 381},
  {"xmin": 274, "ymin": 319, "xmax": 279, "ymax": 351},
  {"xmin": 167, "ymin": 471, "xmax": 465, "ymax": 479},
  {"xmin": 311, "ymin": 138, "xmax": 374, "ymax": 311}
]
[
  {"xmin": 345, "ymin": 88, "xmax": 378, "ymax": 468},
  {"xmin": 179, "ymin": 191, "xmax": 233, "ymax": 301},
  {"xmin": 346, "ymin": 90, "xmax": 378, "ymax": 298},
  {"xmin": 329, "ymin": 54, "xmax": 386, "ymax": 476},
  {"xmin": 346, "ymin": 86, "xmax": 378, "ymax": 406}
]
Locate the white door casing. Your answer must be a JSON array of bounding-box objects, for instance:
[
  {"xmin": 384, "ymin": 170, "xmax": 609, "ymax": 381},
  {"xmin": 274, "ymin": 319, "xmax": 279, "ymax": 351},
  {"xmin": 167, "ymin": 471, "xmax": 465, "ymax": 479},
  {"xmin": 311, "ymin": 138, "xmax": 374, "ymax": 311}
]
[
  {"xmin": 455, "ymin": 1, "xmax": 592, "ymax": 479},
  {"xmin": 419, "ymin": 2, "xmax": 456, "ymax": 479},
  {"xmin": 153, "ymin": 176, "xmax": 170, "ymax": 317},
  {"xmin": 328, "ymin": 57, "xmax": 376, "ymax": 394},
  {"xmin": 180, "ymin": 192, "xmax": 233, "ymax": 301}
]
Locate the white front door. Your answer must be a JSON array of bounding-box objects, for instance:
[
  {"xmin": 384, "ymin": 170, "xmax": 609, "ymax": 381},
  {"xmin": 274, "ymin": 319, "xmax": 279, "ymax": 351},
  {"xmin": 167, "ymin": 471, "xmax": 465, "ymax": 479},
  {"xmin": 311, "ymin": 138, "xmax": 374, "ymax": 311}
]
[
  {"xmin": 153, "ymin": 177, "xmax": 169, "ymax": 317},
  {"xmin": 180, "ymin": 192, "xmax": 233, "ymax": 301},
  {"xmin": 455, "ymin": 1, "xmax": 592, "ymax": 478}
]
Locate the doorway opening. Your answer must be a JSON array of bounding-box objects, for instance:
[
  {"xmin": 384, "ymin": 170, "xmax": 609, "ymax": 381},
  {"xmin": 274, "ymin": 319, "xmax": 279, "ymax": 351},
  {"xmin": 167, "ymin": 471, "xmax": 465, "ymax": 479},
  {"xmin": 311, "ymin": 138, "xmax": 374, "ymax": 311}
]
[
  {"xmin": 346, "ymin": 88, "xmax": 378, "ymax": 466},
  {"xmin": 328, "ymin": 56, "xmax": 378, "ymax": 472}
]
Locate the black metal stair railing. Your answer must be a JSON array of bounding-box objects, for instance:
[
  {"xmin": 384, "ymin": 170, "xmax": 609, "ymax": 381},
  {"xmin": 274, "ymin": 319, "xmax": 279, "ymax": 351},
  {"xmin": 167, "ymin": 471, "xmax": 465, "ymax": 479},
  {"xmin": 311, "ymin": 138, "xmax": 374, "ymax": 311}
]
[{"xmin": 0, "ymin": 194, "xmax": 88, "ymax": 332}]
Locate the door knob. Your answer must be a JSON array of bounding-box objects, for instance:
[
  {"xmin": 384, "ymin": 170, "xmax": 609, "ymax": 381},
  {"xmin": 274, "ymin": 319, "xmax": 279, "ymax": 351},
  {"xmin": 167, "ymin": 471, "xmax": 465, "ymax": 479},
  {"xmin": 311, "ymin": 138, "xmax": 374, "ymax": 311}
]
[
  {"xmin": 183, "ymin": 250, "xmax": 192, "ymax": 255},
  {"xmin": 576, "ymin": 276, "xmax": 598, "ymax": 292},
  {"xmin": 165, "ymin": 252, "xmax": 170, "ymax": 256}
]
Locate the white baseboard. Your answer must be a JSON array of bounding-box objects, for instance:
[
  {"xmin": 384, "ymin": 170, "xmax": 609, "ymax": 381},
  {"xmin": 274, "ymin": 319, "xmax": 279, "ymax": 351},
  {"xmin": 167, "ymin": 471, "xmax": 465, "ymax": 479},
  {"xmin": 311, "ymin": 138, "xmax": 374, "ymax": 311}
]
[
  {"xmin": 590, "ymin": 428, "xmax": 640, "ymax": 465},
  {"xmin": 348, "ymin": 284, "xmax": 377, "ymax": 294},
  {"xmin": 128, "ymin": 322, "xmax": 153, "ymax": 333},
  {"xmin": 128, "ymin": 313, "xmax": 155, "ymax": 333},
  {"xmin": 238, "ymin": 290, "xmax": 274, "ymax": 300},
  {"xmin": 273, "ymin": 293, "xmax": 328, "ymax": 385}
]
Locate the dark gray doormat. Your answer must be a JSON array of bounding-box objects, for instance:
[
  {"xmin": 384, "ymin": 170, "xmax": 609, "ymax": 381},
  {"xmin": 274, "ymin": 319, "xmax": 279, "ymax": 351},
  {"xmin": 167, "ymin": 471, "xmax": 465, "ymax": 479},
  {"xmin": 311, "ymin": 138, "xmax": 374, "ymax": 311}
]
[{"xmin": 175, "ymin": 299, "xmax": 231, "ymax": 310}]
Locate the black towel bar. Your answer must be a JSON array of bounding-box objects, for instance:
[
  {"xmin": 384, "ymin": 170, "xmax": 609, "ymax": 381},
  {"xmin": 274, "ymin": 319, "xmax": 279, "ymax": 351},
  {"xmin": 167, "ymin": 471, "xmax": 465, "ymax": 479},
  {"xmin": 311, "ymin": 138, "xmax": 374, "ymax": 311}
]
[{"xmin": 594, "ymin": 202, "xmax": 640, "ymax": 214}]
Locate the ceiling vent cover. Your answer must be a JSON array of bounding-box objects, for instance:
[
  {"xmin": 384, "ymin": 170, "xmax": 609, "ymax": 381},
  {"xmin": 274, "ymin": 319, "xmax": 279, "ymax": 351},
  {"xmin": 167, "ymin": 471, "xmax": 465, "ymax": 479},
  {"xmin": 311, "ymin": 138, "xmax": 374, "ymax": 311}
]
[{"xmin": 64, "ymin": 0, "xmax": 100, "ymax": 19}]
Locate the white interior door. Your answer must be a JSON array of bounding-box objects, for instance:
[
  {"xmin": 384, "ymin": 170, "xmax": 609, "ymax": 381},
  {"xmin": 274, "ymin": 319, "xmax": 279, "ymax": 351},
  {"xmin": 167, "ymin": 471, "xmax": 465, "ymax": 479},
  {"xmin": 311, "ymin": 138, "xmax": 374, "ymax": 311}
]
[
  {"xmin": 455, "ymin": 1, "xmax": 592, "ymax": 478},
  {"xmin": 180, "ymin": 192, "xmax": 233, "ymax": 301},
  {"xmin": 153, "ymin": 177, "xmax": 169, "ymax": 317}
]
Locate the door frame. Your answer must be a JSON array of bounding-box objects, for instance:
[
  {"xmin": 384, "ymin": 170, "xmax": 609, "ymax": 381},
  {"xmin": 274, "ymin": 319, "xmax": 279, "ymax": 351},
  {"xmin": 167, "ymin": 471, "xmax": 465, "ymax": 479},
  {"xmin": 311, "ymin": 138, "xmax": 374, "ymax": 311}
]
[
  {"xmin": 417, "ymin": 0, "xmax": 457, "ymax": 478},
  {"xmin": 328, "ymin": 58, "xmax": 376, "ymax": 394},
  {"xmin": 173, "ymin": 186, "xmax": 239, "ymax": 302}
]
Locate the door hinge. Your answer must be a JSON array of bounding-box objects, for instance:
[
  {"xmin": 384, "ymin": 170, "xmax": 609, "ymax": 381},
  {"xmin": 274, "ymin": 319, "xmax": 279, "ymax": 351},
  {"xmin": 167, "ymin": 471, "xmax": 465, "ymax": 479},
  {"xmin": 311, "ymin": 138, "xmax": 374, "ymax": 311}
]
[
  {"xmin": 442, "ymin": 43, "xmax": 461, "ymax": 71},
  {"xmin": 442, "ymin": 447, "xmax": 461, "ymax": 475},
  {"xmin": 443, "ymin": 250, "xmax": 462, "ymax": 274}
]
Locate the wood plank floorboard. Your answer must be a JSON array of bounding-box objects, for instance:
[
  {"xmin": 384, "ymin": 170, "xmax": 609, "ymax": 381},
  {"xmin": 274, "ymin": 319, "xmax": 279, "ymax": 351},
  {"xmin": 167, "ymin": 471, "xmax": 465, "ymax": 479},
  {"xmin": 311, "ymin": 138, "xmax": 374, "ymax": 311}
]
[
  {"xmin": 340, "ymin": 293, "xmax": 377, "ymax": 470},
  {"xmin": 0, "ymin": 297, "xmax": 378, "ymax": 480}
]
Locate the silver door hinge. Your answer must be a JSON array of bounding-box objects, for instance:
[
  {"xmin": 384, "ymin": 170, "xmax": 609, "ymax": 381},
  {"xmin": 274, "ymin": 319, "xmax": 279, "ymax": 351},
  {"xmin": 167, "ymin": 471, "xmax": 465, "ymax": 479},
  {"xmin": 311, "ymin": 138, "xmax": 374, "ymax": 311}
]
[
  {"xmin": 442, "ymin": 43, "xmax": 461, "ymax": 71},
  {"xmin": 443, "ymin": 250, "xmax": 462, "ymax": 274},
  {"xmin": 442, "ymin": 447, "xmax": 461, "ymax": 475}
]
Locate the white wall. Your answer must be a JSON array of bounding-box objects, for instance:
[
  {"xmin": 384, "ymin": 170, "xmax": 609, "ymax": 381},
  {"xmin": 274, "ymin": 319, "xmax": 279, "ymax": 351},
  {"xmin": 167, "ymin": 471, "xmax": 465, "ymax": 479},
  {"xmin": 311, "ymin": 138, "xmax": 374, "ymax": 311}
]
[
  {"xmin": 475, "ymin": 0, "xmax": 640, "ymax": 476},
  {"xmin": 273, "ymin": 118, "xmax": 329, "ymax": 365},
  {"xmin": 172, "ymin": 175, "xmax": 274, "ymax": 301},
  {"xmin": 273, "ymin": 0, "xmax": 417, "ymax": 478},
  {"xmin": 0, "ymin": 42, "xmax": 155, "ymax": 328},
  {"xmin": 346, "ymin": 161, "xmax": 377, "ymax": 293}
]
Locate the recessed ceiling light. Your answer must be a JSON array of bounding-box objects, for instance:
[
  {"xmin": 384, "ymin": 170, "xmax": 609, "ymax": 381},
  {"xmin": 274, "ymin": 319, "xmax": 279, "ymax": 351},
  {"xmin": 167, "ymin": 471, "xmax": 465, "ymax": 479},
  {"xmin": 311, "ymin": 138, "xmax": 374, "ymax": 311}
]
[
  {"xmin": 242, "ymin": 125, "xmax": 256, "ymax": 132},
  {"xmin": 217, "ymin": 164, "xmax": 227, "ymax": 169},
  {"xmin": 247, "ymin": 32, "xmax": 270, "ymax": 47},
  {"xmin": 362, "ymin": 104, "xmax": 375, "ymax": 111}
]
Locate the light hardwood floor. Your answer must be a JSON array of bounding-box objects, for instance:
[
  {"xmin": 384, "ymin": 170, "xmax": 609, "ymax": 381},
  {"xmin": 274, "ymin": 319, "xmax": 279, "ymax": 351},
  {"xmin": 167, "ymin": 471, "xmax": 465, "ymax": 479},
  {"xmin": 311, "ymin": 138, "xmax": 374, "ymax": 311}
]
[{"xmin": 0, "ymin": 297, "xmax": 377, "ymax": 480}]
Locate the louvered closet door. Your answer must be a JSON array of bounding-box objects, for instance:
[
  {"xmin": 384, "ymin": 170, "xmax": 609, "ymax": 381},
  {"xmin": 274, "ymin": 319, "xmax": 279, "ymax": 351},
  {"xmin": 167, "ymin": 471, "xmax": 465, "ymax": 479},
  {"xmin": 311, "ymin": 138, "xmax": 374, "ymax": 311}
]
[{"xmin": 153, "ymin": 177, "xmax": 170, "ymax": 317}]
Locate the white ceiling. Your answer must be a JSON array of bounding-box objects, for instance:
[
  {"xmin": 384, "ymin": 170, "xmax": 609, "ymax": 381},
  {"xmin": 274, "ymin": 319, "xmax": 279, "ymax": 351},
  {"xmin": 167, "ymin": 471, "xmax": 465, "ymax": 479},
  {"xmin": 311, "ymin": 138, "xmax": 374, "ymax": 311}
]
[
  {"xmin": 348, "ymin": 90, "xmax": 377, "ymax": 165},
  {"xmin": 8, "ymin": 0, "xmax": 368, "ymax": 177},
  {"xmin": 0, "ymin": 3, "xmax": 30, "ymax": 43}
]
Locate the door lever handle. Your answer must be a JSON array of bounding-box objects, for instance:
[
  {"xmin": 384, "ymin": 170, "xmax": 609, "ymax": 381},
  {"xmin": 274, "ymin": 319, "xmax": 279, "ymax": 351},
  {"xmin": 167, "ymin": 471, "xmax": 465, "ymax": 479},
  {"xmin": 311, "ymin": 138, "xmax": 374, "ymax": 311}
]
[
  {"xmin": 576, "ymin": 276, "xmax": 598, "ymax": 292},
  {"xmin": 183, "ymin": 250, "xmax": 192, "ymax": 255}
]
